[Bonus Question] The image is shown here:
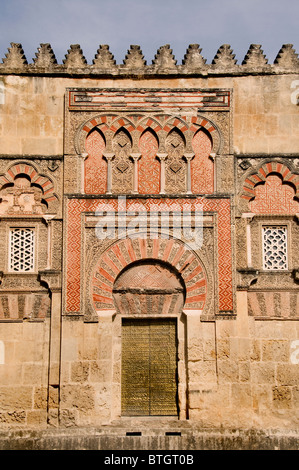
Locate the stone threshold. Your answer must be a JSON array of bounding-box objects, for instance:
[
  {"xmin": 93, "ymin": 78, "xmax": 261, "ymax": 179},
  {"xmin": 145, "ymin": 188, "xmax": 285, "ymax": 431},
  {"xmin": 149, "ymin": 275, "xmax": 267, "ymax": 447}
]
[{"xmin": 0, "ymin": 425, "xmax": 298, "ymax": 450}]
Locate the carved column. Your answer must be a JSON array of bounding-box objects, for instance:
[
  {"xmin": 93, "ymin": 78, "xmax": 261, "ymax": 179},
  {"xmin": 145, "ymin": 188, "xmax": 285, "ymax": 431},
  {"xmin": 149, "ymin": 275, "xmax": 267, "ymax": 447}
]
[
  {"xmin": 38, "ymin": 270, "xmax": 62, "ymax": 426},
  {"xmin": 103, "ymin": 153, "xmax": 115, "ymax": 195},
  {"xmin": 130, "ymin": 153, "xmax": 141, "ymax": 194},
  {"xmin": 80, "ymin": 153, "xmax": 88, "ymax": 193},
  {"xmin": 184, "ymin": 153, "xmax": 195, "ymax": 195},
  {"xmin": 42, "ymin": 215, "xmax": 56, "ymax": 269},
  {"xmin": 157, "ymin": 153, "xmax": 168, "ymax": 195},
  {"xmin": 210, "ymin": 153, "xmax": 216, "ymax": 192}
]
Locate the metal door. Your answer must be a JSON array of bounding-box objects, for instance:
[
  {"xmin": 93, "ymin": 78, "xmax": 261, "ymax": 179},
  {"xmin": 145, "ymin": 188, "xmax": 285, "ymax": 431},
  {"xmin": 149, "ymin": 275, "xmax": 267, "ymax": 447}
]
[{"xmin": 121, "ymin": 319, "xmax": 178, "ymax": 416}]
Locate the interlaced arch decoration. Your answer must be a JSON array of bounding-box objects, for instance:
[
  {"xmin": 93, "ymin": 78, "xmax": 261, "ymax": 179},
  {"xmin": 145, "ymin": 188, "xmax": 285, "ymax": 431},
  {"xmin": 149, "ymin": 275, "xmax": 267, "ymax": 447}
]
[
  {"xmin": 75, "ymin": 112, "xmax": 221, "ymax": 197},
  {"xmin": 241, "ymin": 160, "xmax": 299, "ymax": 213},
  {"xmin": 136, "ymin": 116, "xmax": 163, "ymax": 135},
  {"xmin": 75, "ymin": 112, "xmax": 221, "ymax": 157},
  {"xmin": 0, "ymin": 162, "xmax": 57, "ymax": 214},
  {"xmin": 91, "ymin": 236, "xmax": 208, "ymax": 315}
]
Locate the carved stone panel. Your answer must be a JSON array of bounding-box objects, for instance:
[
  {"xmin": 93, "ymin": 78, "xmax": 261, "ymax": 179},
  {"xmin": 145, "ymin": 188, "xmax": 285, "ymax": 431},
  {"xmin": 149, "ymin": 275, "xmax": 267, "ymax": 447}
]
[
  {"xmin": 113, "ymin": 260, "xmax": 185, "ymax": 316},
  {"xmin": 249, "ymin": 174, "xmax": 299, "ymax": 214},
  {"xmin": 138, "ymin": 130, "xmax": 160, "ymax": 194},
  {"xmin": 165, "ymin": 130, "xmax": 186, "ymax": 194},
  {"xmin": 112, "ymin": 130, "xmax": 133, "ymax": 194},
  {"xmin": 85, "ymin": 128, "xmax": 107, "ymax": 194},
  {"xmin": 0, "ymin": 164, "xmax": 58, "ymax": 215},
  {"xmin": 191, "ymin": 129, "xmax": 213, "ymax": 194}
]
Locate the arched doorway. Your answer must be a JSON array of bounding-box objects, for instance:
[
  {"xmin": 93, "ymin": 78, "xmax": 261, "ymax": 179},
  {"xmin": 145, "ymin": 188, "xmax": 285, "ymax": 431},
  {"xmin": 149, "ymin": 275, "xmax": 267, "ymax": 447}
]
[{"xmin": 113, "ymin": 260, "xmax": 185, "ymax": 416}]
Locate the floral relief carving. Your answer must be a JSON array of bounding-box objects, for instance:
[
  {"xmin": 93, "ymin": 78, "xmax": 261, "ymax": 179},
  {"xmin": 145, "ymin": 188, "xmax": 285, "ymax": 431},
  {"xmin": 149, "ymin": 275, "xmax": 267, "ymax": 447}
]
[
  {"xmin": 138, "ymin": 130, "xmax": 160, "ymax": 194},
  {"xmin": 112, "ymin": 129, "xmax": 133, "ymax": 194},
  {"xmin": 0, "ymin": 164, "xmax": 57, "ymax": 215},
  {"xmin": 165, "ymin": 129, "xmax": 186, "ymax": 194},
  {"xmin": 249, "ymin": 174, "xmax": 299, "ymax": 214},
  {"xmin": 85, "ymin": 128, "xmax": 107, "ymax": 194},
  {"xmin": 191, "ymin": 129, "xmax": 213, "ymax": 194}
]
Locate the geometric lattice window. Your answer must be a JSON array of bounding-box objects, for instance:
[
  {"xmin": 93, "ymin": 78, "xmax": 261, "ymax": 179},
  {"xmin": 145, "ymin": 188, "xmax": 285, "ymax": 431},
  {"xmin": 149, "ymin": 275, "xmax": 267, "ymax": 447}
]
[
  {"xmin": 262, "ymin": 226, "xmax": 288, "ymax": 271},
  {"xmin": 9, "ymin": 228, "xmax": 35, "ymax": 272}
]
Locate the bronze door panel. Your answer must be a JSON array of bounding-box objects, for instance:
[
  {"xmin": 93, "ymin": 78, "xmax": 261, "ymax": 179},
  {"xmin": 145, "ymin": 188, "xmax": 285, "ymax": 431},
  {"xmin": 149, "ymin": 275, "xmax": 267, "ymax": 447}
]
[{"xmin": 121, "ymin": 319, "xmax": 178, "ymax": 416}]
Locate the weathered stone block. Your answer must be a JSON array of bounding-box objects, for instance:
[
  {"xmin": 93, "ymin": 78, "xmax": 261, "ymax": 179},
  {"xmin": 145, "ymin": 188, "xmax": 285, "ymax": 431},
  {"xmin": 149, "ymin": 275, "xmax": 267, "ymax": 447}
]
[
  {"xmin": 60, "ymin": 384, "xmax": 95, "ymax": 411},
  {"xmin": 231, "ymin": 384, "xmax": 252, "ymax": 408},
  {"xmin": 276, "ymin": 364, "xmax": 299, "ymax": 386},
  {"xmin": 272, "ymin": 386, "xmax": 292, "ymax": 409},
  {"xmin": 188, "ymin": 360, "xmax": 217, "ymax": 384},
  {"xmin": 34, "ymin": 387, "xmax": 48, "ymax": 410},
  {"xmin": 217, "ymin": 360, "xmax": 239, "ymax": 383},
  {"xmin": 71, "ymin": 361, "xmax": 89, "ymax": 383},
  {"xmin": 89, "ymin": 360, "xmax": 112, "ymax": 383},
  {"xmin": 0, "ymin": 386, "xmax": 33, "ymax": 411},
  {"xmin": 251, "ymin": 363, "xmax": 275, "ymax": 384},
  {"xmin": 261, "ymin": 340, "xmax": 289, "ymax": 362}
]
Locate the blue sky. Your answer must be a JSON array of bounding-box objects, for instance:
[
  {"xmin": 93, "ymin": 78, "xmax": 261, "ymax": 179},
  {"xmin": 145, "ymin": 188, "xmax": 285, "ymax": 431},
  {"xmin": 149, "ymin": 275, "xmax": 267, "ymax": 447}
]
[{"xmin": 0, "ymin": 0, "xmax": 298, "ymax": 65}]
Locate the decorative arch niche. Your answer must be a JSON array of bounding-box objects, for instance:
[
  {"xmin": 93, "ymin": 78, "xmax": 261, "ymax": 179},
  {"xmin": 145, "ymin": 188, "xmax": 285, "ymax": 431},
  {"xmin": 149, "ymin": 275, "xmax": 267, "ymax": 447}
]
[
  {"xmin": 241, "ymin": 161, "xmax": 299, "ymax": 214},
  {"xmin": 250, "ymin": 173, "xmax": 299, "ymax": 214},
  {"xmin": 91, "ymin": 236, "xmax": 207, "ymax": 317},
  {"xmin": 191, "ymin": 128, "xmax": 214, "ymax": 194},
  {"xmin": 112, "ymin": 259, "xmax": 186, "ymax": 316},
  {"xmin": 85, "ymin": 127, "xmax": 107, "ymax": 194},
  {"xmin": 0, "ymin": 163, "xmax": 56, "ymax": 215},
  {"xmin": 138, "ymin": 128, "xmax": 160, "ymax": 194}
]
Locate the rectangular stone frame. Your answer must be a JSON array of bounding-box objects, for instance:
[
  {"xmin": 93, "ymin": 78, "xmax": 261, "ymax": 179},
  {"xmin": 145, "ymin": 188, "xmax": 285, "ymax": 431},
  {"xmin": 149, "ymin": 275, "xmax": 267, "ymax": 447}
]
[{"xmin": 63, "ymin": 196, "xmax": 234, "ymax": 317}]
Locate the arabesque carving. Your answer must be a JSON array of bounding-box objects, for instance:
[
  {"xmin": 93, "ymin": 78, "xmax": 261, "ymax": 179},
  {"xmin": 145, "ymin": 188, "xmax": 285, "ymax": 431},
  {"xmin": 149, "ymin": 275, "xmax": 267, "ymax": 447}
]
[
  {"xmin": 112, "ymin": 130, "xmax": 134, "ymax": 194},
  {"xmin": 0, "ymin": 163, "xmax": 58, "ymax": 215},
  {"xmin": 165, "ymin": 129, "xmax": 186, "ymax": 194}
]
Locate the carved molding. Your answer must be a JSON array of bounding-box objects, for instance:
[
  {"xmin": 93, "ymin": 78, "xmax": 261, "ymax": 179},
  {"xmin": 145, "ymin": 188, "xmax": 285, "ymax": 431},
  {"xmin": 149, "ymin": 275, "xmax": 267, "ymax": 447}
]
[
  {"xmin": 293, "ymin": 269, "xmax": 299, "ymax": 283},
  {"xmin": 237, "ymin": 268, "xmax": 259, "ymax": 290},
  {"xmin": 38, "ymin": 270, "xmax": 61, "ymax": 293}
]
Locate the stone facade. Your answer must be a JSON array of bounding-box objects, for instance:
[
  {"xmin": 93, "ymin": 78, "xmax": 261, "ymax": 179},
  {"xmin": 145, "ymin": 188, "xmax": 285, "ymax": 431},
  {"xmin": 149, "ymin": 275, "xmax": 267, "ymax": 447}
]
[{"xmin": 0, "ymin": 42, "xmax": 298, "ymax": 446}]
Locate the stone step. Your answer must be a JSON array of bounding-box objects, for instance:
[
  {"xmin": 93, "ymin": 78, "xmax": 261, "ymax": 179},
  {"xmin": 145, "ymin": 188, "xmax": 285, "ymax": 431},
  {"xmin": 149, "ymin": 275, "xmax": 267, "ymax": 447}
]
[{"xmin": 0, "ymin": 425, "xmax": 298, "ymax": 450}]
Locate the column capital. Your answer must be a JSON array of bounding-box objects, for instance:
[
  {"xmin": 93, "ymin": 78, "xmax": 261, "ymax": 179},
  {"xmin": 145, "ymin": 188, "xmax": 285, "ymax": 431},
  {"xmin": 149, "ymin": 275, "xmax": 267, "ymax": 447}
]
[
  {"xmin": 103, "ymin": 153, "xmax": 115, "ymax": 162},
  {"xmin": 42, "ymin": 214, "xmax": 56, "ymax": 225},
  {"xmin": 157, "ymin": 153, "xmax": 168, "ymax": 161},
  {"xmin": 130, "ymin": 153, "xmax": 142, "ymax": 161},
  {"xmin": 183, "ymin": 153, "xmax": 195, "ymax": 161}
]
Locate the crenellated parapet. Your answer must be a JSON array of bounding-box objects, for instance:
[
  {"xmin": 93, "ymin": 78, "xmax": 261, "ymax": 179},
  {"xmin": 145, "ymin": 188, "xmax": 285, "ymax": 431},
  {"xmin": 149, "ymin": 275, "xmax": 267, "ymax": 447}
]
[{"xmin": 0, "ymin": 42, "xmax": 299, "ymax": 76}]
